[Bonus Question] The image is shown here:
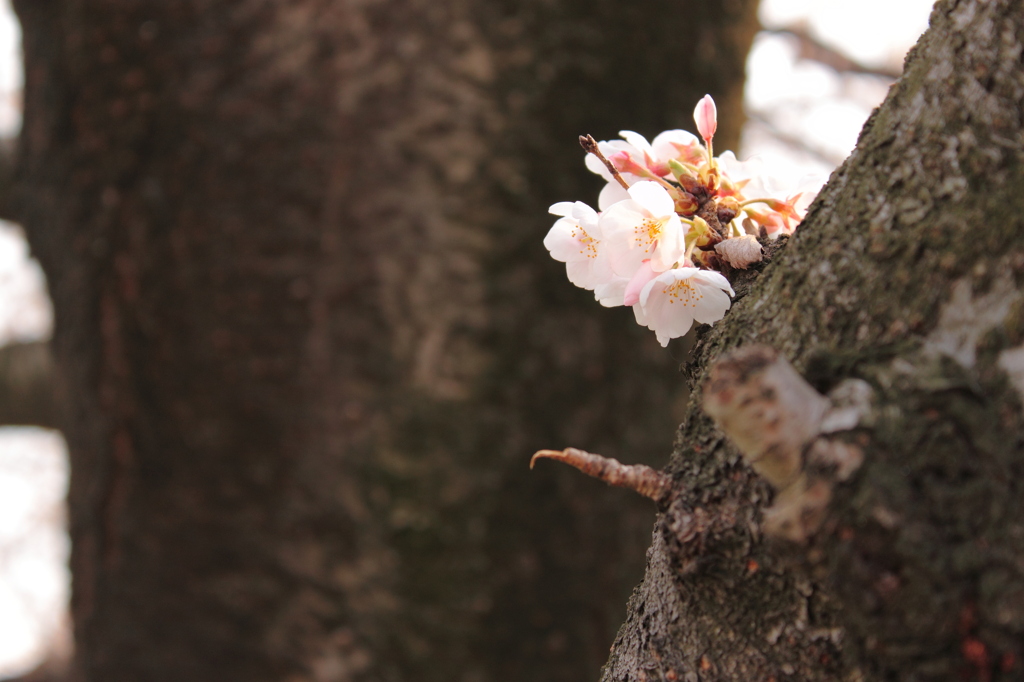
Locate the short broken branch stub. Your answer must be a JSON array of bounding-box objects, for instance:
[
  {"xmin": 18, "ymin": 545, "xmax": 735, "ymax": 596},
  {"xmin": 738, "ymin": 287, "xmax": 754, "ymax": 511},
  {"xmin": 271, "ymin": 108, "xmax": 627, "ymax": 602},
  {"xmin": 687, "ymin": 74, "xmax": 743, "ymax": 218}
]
[{"xmin": 530, "ymin": 448, "xmax": 672, "ymax": 503}]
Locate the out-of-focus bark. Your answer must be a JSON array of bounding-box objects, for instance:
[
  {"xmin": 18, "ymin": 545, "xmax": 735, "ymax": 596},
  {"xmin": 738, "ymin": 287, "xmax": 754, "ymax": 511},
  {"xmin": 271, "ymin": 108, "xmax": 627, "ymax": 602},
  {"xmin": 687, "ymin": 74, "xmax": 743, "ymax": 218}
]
[
  {"xmin": 0, "ymin": 341, "xmax": 56, "ymax": 428},
  {"xmin": 601, "ymin": 1, "xmax": 1024, "ymax": 680},
  {"xmin": 11, "ymin": 0, "xmax": 759, "ymax": 680}
]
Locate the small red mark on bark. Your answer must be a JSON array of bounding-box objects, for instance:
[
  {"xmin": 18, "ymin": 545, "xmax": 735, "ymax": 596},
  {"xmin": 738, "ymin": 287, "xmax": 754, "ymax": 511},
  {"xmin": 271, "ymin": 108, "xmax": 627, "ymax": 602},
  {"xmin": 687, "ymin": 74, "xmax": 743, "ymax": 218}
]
[
  {"xmin": 700, "ymin": 656, "xmax": 711, "ymax": 671},
  {"xmin": 838, "ymin": 526, "xmax": 854, "ymax": 541},
  {"xmin": 665, "ymin": 670, "xmax": 678, "ymax": 681},
  {"xmin": 746, "ymin": 559, "xmax": 759, "ymax": 574},
  {"xmin": 962, "ymin": 638, "xmax": 990, "ymax": 682},
  {"xmin": 1002, "ymin": 652, "xmax": 1016, "ymax": 672}
]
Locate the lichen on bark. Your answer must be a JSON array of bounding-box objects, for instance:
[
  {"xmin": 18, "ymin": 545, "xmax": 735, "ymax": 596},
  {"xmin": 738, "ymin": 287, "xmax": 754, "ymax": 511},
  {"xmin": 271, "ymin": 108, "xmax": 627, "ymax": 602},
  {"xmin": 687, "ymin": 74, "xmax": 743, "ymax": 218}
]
[{"xmin": 602, "ymin": 1, "xmax": 1024, "ymax": 680}]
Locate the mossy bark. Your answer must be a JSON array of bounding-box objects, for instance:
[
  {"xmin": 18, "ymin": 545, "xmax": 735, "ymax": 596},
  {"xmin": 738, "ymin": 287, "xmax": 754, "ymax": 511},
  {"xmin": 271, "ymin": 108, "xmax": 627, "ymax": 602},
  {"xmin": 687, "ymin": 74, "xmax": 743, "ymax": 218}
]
[
  {"xmin": 602, "ymin": 1, "xmax": 1024, "ymax": 680},
  {"xmin": 10, "ymin": 0, "xmax": 759, "ymax": 680}
]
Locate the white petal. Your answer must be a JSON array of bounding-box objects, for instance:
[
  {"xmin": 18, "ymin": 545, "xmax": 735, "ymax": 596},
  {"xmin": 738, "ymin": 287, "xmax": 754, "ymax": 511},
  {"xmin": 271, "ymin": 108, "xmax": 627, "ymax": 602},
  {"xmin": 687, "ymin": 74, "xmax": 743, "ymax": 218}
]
[
  {"xmin": 691, "ymin": 285, "xmax": 732, "ymax": 325},
  {"xmin": 585, "ymin": 152, "xmax": 612, "ymax": 180},
  {"xmin": 651, "ymin": 129, "xmax": 699, "ymax": 160},
  {"xmin": 595, "ymin": 276, "xmax": 628, "ymax": 307},
  {"xmin": 543, "ymin": 217, "xmax": 583, "ymax": 262},
  {"xmin": 627, "ymin": 181, "xmax": 674, "ymax": 217},
  {"xmin": 717, "ymin": 150, "xmax": 763, "ymax": 184},
  {"xmin": 692, "ymin": 269, "xmax": 735, "ymax": 296},
  {"xmin": 618, "ymin": 130, "xmax": 653, "ymax": 157},
  {"xmin": 549, "ymin": 201, "xmax": 576, "ymax": 217},
  {"xmin": 566, "ymin": 255, "xmax": 614, "ymax": 290},
  {"xmin": 599, "ymin": 201, "xmax": 656, "ymax": 277},
  {"xmin": 570, "ymin": 201, "xmax": 599, "ymax": 225},
  {"xmin": 649, "ymin": 215, "xmax": 685, "ymax": 272},
  {"xmin": 632, "ymin": 302, "xmax": 647, "ymax": 325},
  {"xmin": 597, "ymin": 181, "xmax": 630, "ymax": 211}
]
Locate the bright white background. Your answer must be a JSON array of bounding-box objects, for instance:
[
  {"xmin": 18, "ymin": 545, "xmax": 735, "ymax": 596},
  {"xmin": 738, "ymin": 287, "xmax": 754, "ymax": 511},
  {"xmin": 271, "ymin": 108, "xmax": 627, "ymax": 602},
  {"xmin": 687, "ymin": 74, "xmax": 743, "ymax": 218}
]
[{"xmin": 0, "ymin": 0, "xmax": 935, "ymax": 676}]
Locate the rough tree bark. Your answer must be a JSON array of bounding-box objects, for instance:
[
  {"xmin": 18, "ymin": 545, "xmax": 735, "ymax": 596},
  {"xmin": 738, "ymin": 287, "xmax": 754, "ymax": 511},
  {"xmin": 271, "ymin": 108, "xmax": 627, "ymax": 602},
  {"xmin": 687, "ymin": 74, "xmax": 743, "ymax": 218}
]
[
  {"xmin": 600, "ymin": 1, "xmax": 1024, "ymax": 680},
  {"xmin": 10, "ymin": 0, "xmax": 758, "ymax": 680}
]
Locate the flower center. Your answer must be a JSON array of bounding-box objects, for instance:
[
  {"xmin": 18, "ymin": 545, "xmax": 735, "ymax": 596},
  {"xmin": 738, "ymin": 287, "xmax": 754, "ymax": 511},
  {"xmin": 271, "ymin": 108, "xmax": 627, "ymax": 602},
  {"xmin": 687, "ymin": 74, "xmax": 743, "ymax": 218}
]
[
  {"xmin": 662, "ymin": 279, "xmax": 703, "ymax": 307},
  {"xmin": 634, "ymin": 218, "xmax": 664, "ymax": 251},
  {"xmin": 571, "ymin": 225, "xmax": 599, "ymax": 259}
]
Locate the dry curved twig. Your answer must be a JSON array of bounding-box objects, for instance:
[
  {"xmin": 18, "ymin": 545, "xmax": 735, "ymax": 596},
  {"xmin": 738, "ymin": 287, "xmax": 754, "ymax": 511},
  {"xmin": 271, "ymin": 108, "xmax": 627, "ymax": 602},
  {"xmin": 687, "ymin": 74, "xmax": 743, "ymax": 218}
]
[{"xmin": 530, "ymin": 447, "xmax": 672, "ymax": 503}]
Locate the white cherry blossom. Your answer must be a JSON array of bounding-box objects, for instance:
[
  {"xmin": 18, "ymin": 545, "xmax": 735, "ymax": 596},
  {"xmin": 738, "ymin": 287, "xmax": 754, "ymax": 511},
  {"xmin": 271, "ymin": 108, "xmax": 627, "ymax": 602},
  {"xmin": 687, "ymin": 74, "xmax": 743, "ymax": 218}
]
[
  {"xmin": 718, "ymin": 151, "xmax": 824, "ymax": 236},
  {"xmin": 543, "ymin": 95, "xmax": 817, "ymax": 351},
  {"xmin": 618, "ymin": 129, "xmax": 703, "ymax": 175},
  {"xmin": 633, "ymin": 268, "xmax": 735, "ymax": 346},
  {"xmin": 585, "ymin": 131, "xmax": 702, "ymax": 209},
  {"xmin": 543, "ymin": 201, "xmax": 612, "ymax": 290},
  {"xmin": 599, "ymin": 182, "xmax": 686, "ymax": 276}
]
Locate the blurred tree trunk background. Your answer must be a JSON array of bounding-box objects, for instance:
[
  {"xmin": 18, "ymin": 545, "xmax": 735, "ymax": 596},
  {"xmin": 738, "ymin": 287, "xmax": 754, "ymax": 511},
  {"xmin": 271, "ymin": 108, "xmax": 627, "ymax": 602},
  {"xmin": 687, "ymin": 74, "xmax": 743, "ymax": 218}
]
[{"xmin": 9, "ymin": 0, "xmax": 758, "ymax": 680}]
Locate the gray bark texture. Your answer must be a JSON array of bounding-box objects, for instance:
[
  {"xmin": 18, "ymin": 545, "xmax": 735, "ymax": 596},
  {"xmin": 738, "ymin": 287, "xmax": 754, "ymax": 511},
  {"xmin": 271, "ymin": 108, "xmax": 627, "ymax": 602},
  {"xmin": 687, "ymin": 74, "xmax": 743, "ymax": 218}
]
[
  {"xmin": 9, "ymin": 0, "xmax": 759, "ymax": 681},
  {"xmin": 601, "ymin": 1, "xmax": 1024, "ymax": 680}
]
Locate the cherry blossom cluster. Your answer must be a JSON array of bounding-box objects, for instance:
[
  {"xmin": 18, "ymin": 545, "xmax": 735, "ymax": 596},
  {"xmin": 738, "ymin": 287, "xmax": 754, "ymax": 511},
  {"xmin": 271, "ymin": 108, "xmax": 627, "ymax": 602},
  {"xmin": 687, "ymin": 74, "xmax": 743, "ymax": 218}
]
[{"xmin": 544, "ymin": 95, "xmax": 817, "ymax": 346}]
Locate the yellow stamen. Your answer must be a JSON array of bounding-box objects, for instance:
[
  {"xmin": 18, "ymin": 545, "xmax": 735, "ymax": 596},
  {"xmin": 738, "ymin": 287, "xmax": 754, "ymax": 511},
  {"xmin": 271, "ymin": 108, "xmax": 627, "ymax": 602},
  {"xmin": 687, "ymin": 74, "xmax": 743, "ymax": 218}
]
[
  {"xmin": 572, "ymin": 226, "xmax": 599, "ymax": 259},
  {"xmin": 634, "ymin": 218, "xmax": 664, "ymax": 251},
  {"xmin": 662, "ymin": 278, "xmax": 703, "ymax": 308}
]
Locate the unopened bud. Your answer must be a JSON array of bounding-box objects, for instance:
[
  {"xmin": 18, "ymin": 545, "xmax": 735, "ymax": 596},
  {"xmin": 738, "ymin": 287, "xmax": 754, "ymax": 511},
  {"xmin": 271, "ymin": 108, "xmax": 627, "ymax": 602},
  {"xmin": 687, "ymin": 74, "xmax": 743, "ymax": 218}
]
[
  {"xmin": 675, "ymin": 193, "xmax": 698, "ymax": 215},
  {"xmin": 694, "ymin": 94, "xmax": 718, "ymax": 142},
  {"xmin": 716, "ymin": 196, "xmax": 740, "ymax": 225},
  {"xmin": 692, "ymin": 215, "xmax": 711, "ymax": 237},
  {"xmin": 685, "ymin": 215, "xmax": 711, "ymax": 251},
  {"xmin": 700, "ymin": 163, "xmax": 721, "ymax": 193},
  {"xmin": 675, "ymin": 175, "xmax": 702, "ymax": 197},
  {"xmin": 668, "ymin": 158, "xmax": 696, "ymax": 179}
]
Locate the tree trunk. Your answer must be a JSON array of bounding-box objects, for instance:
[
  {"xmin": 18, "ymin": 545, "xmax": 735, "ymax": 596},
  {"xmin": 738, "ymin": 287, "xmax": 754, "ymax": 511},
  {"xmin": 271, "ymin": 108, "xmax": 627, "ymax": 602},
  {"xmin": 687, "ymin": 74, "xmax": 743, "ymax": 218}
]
[
  {"xmin": 0, "ymin": 340, "xmax": 56, "ymax": 428},
  {"xmin": 10, "ymin": 0, "xmax": 758, "ymax": 680},
  {"xmin": 601, "ymin": 1, "xmax": 1024, "ymax": 680}
]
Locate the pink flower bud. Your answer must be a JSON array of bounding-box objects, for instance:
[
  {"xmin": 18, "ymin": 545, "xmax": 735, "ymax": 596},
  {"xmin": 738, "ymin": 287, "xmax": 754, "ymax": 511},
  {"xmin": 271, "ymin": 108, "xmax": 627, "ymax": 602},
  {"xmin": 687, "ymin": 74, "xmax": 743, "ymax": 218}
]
[{"xmin": 694, "ymin": 95, "xmax": 717, "ymax": 143}]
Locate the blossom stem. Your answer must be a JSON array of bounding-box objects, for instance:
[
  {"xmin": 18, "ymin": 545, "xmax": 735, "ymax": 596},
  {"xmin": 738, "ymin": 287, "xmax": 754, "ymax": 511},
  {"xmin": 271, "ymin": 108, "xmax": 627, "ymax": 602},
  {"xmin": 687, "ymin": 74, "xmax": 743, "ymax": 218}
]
[
  {"xmin": 579, "ymin": 135, "xmax": 631, "ymax": 190},
  {"xmin": 650, "ymin": 174, "xmax": 683, "ymax": 195},
  {"xmin": 684, "ymin": 238, "xmax": 697, "ymax": 262}
]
